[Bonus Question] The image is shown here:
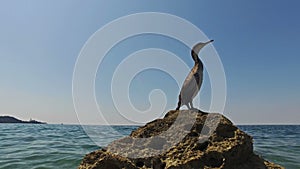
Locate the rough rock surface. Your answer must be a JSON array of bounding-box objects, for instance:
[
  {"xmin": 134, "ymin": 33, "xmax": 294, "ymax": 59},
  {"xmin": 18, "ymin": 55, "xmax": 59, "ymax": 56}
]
[{"xmin": 78, "ymin": 110, "xmax": 284, "ymax": 169}]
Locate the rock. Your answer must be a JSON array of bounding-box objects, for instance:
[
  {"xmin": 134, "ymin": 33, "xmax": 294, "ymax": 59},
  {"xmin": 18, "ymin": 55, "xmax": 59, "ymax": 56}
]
[{"xmin": 78, "ymin": 110, "xmax": 284, "ymax": 169}]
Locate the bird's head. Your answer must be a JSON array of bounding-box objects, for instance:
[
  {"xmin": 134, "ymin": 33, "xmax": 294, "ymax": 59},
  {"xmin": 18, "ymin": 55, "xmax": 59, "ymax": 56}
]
[
  {"xmin": 191, "ymin": 40, "xmax": 214, "ymax": 63},
  {"xmin": 192, "ymin": 40, "xmax": 214, "ymax": 54}
]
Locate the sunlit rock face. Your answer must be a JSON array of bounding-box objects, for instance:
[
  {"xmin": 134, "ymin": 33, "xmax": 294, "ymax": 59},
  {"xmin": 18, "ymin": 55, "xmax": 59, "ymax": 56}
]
[{"xmin": 78, "ymin": 110, "xmax": 284, "ymax": 169}]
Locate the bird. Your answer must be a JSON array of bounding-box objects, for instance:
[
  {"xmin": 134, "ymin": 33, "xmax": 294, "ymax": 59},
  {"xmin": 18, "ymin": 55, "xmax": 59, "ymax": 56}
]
[{"xmin": 176, "ymin": 40, "xmax": 214, "ymax": 110}]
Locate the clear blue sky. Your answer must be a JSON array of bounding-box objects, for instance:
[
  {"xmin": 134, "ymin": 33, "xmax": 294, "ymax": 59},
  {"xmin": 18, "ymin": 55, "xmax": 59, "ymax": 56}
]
[{"xmin": 0, "ymin": 0, "xmax": 299, "ymax": 124}]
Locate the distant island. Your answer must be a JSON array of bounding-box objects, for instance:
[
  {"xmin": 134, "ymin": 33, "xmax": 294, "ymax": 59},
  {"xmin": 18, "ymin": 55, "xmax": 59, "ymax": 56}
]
[{"xmin": 0, "ymin": 116, "xmax": 46, "ymax": 124}]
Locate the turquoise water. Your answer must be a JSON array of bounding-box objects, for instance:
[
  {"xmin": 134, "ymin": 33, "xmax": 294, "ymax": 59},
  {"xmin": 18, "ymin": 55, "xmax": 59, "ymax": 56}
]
[
  {"xmin": 239, "ymin": 125, "xmax": 300, "ymax": 169},
  {"xmin": 0, "ymin": 124, "xmax": 299, "ymax": 169}
]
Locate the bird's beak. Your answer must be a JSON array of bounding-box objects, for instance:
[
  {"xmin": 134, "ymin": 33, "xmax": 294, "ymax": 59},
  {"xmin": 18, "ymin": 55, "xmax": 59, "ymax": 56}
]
[{"xmin": 206, "ymin": 40, "xmax": 214, "ymax": 44}]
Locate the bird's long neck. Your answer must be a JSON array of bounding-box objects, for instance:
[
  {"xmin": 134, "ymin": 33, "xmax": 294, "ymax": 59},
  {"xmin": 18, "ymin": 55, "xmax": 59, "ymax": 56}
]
[{"xmin": 191, "ymin": 50, "xmax": 203, "ymax": 70}]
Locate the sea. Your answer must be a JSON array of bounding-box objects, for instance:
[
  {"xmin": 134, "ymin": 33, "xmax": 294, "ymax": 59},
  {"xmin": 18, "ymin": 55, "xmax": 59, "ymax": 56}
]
[{"xmin": 0, "ymin": 124, "xmax": 299, "ymax": 169}]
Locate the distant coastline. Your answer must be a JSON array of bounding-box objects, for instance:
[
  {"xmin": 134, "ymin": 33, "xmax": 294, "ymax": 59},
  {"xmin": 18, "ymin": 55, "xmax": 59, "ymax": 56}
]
[{"xmin": 0, "ymin": 116, "xmax": 46, "ymax": 124}]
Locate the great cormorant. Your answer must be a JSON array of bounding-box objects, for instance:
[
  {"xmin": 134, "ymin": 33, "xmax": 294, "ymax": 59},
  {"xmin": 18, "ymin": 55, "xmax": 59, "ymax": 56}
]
[{"xmin": 176, "ymin": 40, "xmax": 214, "ymax": 110}]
